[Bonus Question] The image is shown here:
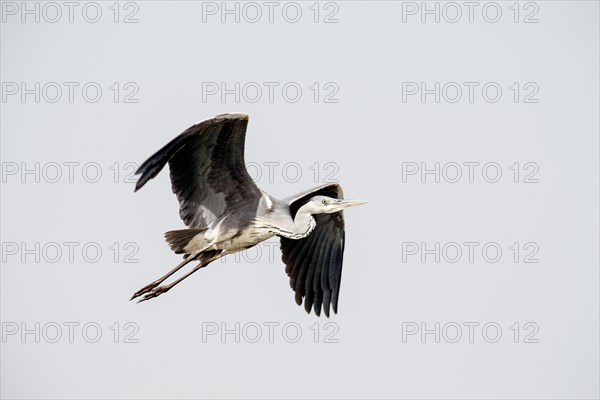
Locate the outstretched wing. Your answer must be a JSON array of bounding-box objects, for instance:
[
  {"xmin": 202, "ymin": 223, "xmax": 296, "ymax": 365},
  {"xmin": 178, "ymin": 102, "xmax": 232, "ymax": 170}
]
[
  {"xmin": 279, "ymin": 183, "xmax": 346, "ymax": 317},
  {"xmin": 134, "ymin": 113, "xmax": 262, "ymax": 228}
]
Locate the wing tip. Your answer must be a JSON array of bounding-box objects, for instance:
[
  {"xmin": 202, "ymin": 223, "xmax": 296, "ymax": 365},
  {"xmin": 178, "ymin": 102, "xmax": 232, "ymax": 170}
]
[
  {"xmin": 134, "ymin": 178, "xmax": 145, "ymax": 192},
  {"xmin": 296, "ymin": 295, "xmax": 338, "ymax": 318},
  {"xmin": 209, "ymin": 112, "xmax": 249, "ymax": 122}
]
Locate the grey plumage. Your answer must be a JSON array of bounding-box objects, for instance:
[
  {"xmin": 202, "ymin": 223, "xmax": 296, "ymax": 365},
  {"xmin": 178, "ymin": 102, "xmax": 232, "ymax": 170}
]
[
  {"xmin": 131, "ymin": 113, "xmax": 366, "ymax": 317},
  {"xmin": 135, "ymin": 113, "xmax": 261, "ymax": 229},
  {"xmin": 164, "ymin": 228, "xmax": 207, "ymax": 254}
]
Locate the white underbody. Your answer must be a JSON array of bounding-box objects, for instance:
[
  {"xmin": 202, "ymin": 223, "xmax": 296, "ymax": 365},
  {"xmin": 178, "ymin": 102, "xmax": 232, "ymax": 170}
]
[
  {"xmin": 183, "ymin": 219, "xmax": 277, "ymax": 256},
  {"xmin": 182, "ymin": 193, "xmax": 318, "ymax": 256}
]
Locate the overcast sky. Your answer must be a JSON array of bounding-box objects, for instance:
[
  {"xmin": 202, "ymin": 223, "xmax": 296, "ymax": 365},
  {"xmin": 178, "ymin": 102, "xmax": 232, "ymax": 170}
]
[{"xmin": 1, "ymin": 1, "xmax": 599, "ymax": 398}]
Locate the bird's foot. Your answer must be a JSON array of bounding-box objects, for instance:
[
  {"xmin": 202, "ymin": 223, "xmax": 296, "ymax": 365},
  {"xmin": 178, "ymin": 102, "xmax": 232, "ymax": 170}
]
[
  {"xmin": 130, "ymin": 281, "xmax": 162, "ymax": 301},
  {"xmin": 135, "ymin": 285, "xmax": 171, "ymax": 303}
]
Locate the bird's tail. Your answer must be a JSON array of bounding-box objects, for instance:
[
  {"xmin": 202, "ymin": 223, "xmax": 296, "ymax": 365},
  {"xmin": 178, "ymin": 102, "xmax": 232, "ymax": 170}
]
[{"xmin": 164, "ymin": 228, "xmax": 208, "ymax": 255}]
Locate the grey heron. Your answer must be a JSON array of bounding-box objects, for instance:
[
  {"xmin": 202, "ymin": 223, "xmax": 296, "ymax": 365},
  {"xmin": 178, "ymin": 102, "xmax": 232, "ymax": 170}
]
[{"xmin": 131, "ymin": 113, "xmax": 366, "ymax": 316}]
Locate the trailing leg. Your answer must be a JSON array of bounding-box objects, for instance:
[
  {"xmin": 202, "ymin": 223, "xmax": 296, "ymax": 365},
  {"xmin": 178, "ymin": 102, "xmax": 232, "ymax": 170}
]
[
  {"xmin": 130, "ymin": 252, "xmax": 199, "ymax": 301},
  {"xmin": 136, "ymin": 250, "xmax": 225, "ymax": 303}
]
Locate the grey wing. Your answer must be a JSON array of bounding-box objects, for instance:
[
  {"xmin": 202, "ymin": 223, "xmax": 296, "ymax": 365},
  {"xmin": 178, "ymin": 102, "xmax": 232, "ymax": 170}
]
[
  {"xmin": 280, "ymin": 183, "xmax": 346, "ymax": 317},
  {"xmin": 134, "ymin": 113, "xmax": 262, "ymax": 228}
]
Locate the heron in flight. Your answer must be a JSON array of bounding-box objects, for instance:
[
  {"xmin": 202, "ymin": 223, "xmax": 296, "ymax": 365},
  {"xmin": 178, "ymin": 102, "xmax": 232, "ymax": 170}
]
[{"xmin": 131, "ymin": 113, "xmax": 366, "ymax": 316}]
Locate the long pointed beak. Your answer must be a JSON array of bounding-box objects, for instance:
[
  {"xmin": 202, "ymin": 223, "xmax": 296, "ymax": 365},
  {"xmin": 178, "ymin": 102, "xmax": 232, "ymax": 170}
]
[{"xmin": 337, "ymin": 199, "xmax": 368, "ymax": 208}]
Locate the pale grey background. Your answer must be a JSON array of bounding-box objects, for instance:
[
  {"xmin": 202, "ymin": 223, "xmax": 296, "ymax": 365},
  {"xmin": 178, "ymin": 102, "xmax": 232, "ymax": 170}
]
[{"xmin": 1, "ymin": 1, "xmax": 599, "ymax": 399}]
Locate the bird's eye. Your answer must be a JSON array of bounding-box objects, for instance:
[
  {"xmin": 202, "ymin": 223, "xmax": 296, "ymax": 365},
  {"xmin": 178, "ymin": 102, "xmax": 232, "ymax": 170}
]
[{"xmin": 322, "ymin": 199, "xmax": 328, "ymax": 205}]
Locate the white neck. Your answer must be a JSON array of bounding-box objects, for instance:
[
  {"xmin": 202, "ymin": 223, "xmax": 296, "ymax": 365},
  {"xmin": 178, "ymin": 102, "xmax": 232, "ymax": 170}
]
[{"xmin": 269, "ymin": 206, "xmax": 317, "ymax": 239}]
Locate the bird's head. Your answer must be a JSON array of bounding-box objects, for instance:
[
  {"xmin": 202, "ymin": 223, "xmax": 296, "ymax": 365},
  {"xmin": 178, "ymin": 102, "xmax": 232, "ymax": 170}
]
[{"xmin": 305, "ymin": 196, "xmax": 368, "ymax": 214}]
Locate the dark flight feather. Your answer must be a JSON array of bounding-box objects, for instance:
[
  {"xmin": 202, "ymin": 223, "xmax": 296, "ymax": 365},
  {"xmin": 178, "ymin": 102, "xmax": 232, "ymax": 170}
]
[
  {"xmin": 134, "ymin": 114, "xmax": 262, "ymax": 228},
  {"xmin": 280, "ymin": 183, "xmax": 346, "ymax": 316}
]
